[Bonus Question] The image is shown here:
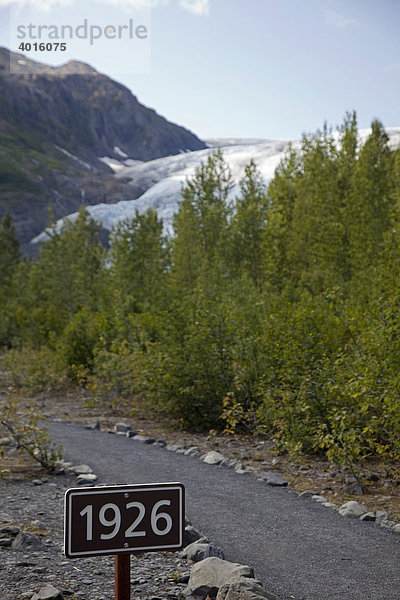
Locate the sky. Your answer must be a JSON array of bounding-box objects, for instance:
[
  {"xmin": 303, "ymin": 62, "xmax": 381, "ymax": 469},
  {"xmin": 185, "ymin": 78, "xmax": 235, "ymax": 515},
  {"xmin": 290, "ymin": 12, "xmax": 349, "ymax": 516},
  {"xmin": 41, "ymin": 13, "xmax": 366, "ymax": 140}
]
[{"xmin": 0, "ymin": 0, "xmax": 399, "ymax": 140}]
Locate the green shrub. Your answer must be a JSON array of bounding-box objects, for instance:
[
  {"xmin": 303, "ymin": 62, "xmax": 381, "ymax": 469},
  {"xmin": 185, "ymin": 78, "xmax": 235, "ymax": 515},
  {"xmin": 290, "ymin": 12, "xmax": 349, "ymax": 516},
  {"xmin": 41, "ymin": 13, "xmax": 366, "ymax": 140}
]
[
  {"xmin": 0, "ymin": 347, "xmax": 68, "ymax": 393},
  {"xmin": 0, "ymin": 400, "xmax": 62, "ymax": 469}
]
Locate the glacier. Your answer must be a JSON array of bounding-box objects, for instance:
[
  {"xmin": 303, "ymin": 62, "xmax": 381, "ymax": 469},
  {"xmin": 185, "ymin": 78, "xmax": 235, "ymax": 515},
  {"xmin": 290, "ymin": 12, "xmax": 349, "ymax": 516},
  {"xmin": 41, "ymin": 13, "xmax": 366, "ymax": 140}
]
[{"xmin": 31, "ymin": 128, "xmax": 400, "ymax": 244}]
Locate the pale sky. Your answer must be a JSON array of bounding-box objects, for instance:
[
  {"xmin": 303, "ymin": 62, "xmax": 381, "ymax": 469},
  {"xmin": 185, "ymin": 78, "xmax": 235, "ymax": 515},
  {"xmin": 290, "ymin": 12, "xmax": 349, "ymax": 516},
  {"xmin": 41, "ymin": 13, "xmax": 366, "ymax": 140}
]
[{"xmin": 1, "ymin": 0, "xmax": 399, "ymax": 140}]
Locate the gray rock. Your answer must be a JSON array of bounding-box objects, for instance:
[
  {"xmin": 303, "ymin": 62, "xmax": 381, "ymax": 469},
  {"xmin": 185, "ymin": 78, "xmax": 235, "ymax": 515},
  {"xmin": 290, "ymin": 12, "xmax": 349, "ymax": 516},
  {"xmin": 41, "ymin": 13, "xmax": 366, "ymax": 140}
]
[
  {"xmin": 85, "ymin": 421, "xmax": 100, "ymax": 430},
  {"xmin": 258, "ymin": 471, "xmax": 288, "ymax": 487},
  {"xmin": 338, "ymin": 501, "xmax": 367, "ymax": 518},
  {"xmin": 184, "ymin": 525, "xmax": 203, "ymax": 546},
  {"xmin": 392, "ymin": 524, "xmax": 400, "ymax": 533},
  {"xmin": 298, "ymin": 490, "xmax": 318, "ymax": 498},
  {"xmin": 1, "ymin": 525, "xmax": 20, "ymax": 536},
  {"xmin": 0, "ymin": 537, "xmax": 12, "ymax": 547},
  {"xmin": 203, "ymin": 451, "xmax": 225, "ymax": 466},
  {"xmin": 32, "ymin": 479, "xmax": 43, "ymax": 486},
  {"xmin": 322, "ymin": 502, "xmax": 338, "ymax": 510},
  {"xmin": 234, "ymin": 462, "xmax": 244, "ymax": 472},
  {"xmin": 77, "ymin": 473, "xmax": 98, "ymax": 482},
  {"xmin": 0, "ymin": 437, "xmax": 12, "ymax": 446},
  {"xmin": 166, "ymin": 444, "xmax": 183, "ymax": 452},
  {"xmin": 12, "ymin": 532, "xmax": 45, "ymax": 552},
  {"xmin": 217, "ymin": 576, "xmax": 277, "ymax": 600},
  {"xmin": 114, "ymin": 423, "xmax": 131, "ymax": 433},
  {"xmin": 178, "ymin": 572, "xmax": 191, "ymax": 584},
  {"xmin": 346, "ymin": 482, "xmax": 366, "ymax": 496},
  {"xmin": 131, "ymin": 434, "xmax": 154, "ymax": 443},
  {"xmin": 185, "ymin": 447, "xmax": 201, "ymax": 457},
  {"xmin": 375, "ymin": 510, "xmax": 389, "ymax": 524},
  {"xmin": 360, "ymin": 512, "xmax": 376, "ymax": 522},
  {"xmin": 182, "ymin": 541, "xmax": 224, "ymax": 562},
  {"xmin": 71, "ymin": 464, "xmax": 92, "ymax": 475},
  {"xmin": 188, "ymin": 557, "xmax": 254, "ymax": 597},
  {"xmin": 381, "ymin": 520, "xmax": 396, "ymax": 529},
  {"xmin": 243, "ymin": 467, "xmax": 256, "ymax": 475},
  {"xmin": 220, "ymin": 458, "xmax": 238, "ymax": 469},
  {"xmin": 311, "ymin": 495, "xmax": 327, "ymax": 503},
  {"xmin": 156, "ymin": 439, "xmax": 167, "ymax": 447},
  {"xmin": 126, "ymin": 430, "xmax": 139, "ymax": 438},
  {"xmin": 31, "ymin": 585, "xmax": 63, "ymax": 600}
]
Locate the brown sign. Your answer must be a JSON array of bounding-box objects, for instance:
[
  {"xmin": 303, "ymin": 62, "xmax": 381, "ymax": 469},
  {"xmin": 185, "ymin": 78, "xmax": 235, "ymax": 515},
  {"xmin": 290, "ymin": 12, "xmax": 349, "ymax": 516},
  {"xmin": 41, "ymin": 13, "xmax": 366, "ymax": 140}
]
[{"xmin": 64, "ymin": 483, "xmax": 185, "ymax": 558}]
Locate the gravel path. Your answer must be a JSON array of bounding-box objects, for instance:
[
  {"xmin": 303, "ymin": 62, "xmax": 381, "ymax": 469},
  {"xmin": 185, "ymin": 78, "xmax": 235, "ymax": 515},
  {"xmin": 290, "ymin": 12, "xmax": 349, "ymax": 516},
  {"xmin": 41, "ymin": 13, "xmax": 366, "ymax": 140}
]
[
  {"xmin": 49, "ymin": 420, "xmax": 400, "ymax": 600},
  {"xmin": 0, "ymin": 471, "xmax": 190, "ymax": 600}
]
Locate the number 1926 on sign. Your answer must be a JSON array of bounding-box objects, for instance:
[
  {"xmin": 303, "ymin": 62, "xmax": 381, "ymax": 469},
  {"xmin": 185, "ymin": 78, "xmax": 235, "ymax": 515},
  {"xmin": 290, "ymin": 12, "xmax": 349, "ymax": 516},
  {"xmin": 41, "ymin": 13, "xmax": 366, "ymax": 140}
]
[{"xmin": 64, "ymin": 483, "xmax": 185, "ymax": 558}]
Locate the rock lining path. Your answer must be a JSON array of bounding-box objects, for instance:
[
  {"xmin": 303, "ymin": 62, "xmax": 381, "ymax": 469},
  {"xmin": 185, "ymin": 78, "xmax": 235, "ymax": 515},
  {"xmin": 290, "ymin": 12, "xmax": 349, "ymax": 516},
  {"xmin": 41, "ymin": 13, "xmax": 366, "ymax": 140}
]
[{"xmin": 50, "ymin": 420, "xmax": 400, "ymax": 600}]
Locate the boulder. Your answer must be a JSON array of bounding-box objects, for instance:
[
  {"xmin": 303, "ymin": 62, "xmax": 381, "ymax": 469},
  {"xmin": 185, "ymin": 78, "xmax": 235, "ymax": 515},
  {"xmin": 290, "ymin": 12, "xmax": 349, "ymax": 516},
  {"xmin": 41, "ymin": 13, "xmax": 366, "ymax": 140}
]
[
  {"xmin": 1, "ymin": 525, "xmax": 20, "ymax": 536},
  {"xmin": 183, "ymin": 541, "xmax": 224, "ymax": 562},
  {"xmin": 298, "ymin": 490, "xmax": 318, "ymax": 499},
  {"xmin": 360, "ymin": 512, "xmax": 376, "ymax": 522},
  {"xmin": 258, "ymin": 472, "xmax": 288, "ymax": 487},
  {"xmin": 130, "ymin": 434, "xmax": 155, "ymax": 444},
  {"xmin": 346, "ymin": 482, "xmax": 366, "ymax": 496},
  {"xmin": 166, "ymin": 444, "xmax": 183, "ymax": 452},
  {"xmin": 114, "ymin": 423, "xmax": 131, "ymax": 433},
  {"xmin": 188, "ymin": 557, "xmax": 254, "ymax": 597},
  {"xmin": 77, "ymin": 473, "xmax": 98, "ymax": 482},
  {"xmin": 217, "ymin": 576, "xmax": 277, "ymax": 600},
  {"xmin": 71, "ymin": 464, "xmax": 92, "ymax": 475},
  {"xmin": 203, "ymin": 451, "xmax": 225, "ymax": 466},
  {"xmin": 185, "ymin": 447, "xmax": 201, "ymax": 457},
  {"xmin": 338, "ymin": 501, "xmax": 367, "ymax": 518},
  {"xmin": 12, "ymin": 532, "xmax": 45, "ymax": 552},
  {"xmin": 85, "ymin": 421, "xmax": 100, "ymax": 430},
  {"xmin": 31, "ymin": 585, "xmax": 63, "ymax": 600},
  {"xmin": 0, "ymin": 537, "xmax": 12, "ymax": 547},
  {"xmin": 184, "ymin": 525, "xmax": 203, "ymax": 547}
]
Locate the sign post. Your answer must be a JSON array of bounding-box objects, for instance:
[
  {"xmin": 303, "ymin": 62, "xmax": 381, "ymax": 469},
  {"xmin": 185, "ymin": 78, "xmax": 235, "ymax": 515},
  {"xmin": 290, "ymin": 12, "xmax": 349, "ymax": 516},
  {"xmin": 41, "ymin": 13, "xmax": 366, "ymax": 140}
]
[
  {"xmin": 64, "ymin": 483, "xmax": 185, "ymax": 600},
  {"xmin": 115, "ymin": 554, "xmax": 131, "ymax": 600}
]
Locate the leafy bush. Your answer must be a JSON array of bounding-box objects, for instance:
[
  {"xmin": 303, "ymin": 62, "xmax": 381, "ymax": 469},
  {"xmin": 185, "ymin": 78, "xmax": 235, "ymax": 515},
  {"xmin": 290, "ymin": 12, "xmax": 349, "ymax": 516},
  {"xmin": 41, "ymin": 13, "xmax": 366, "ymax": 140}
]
[
  {"xmin": 0, "ymin": 347, "xmax": 68, "ymax": 393},
  {"xmin": 0, "ymin": 400, "xmax": 62, "ymax": 469}
]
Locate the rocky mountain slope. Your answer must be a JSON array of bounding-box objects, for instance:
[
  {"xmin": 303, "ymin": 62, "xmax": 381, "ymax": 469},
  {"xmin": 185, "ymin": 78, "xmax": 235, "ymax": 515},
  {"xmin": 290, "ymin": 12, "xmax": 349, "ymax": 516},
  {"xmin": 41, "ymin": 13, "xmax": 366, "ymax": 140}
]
[{"xmin": 0, "ymin": 47, "xmax": 206, "ymax": 251}]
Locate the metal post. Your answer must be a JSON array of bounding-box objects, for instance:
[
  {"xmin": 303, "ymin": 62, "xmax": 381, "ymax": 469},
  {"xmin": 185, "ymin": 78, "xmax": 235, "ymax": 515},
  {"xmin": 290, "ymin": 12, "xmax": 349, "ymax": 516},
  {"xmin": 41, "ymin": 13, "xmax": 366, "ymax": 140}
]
[{"xmin": 115, "ymin": 554, "xmax": 131, "ymax": 600}]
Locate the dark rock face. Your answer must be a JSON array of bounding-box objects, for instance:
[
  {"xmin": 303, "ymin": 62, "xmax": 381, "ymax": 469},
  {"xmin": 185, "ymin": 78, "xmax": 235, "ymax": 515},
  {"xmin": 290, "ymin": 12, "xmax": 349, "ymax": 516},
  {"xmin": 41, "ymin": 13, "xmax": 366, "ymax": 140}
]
[
  {"xmin": 0, "ymin": 46, "xmax": 205, "ymax": 162},
  {"xmin": 0, "ymin": 46, "xmax": 206, "ymax": 247}
]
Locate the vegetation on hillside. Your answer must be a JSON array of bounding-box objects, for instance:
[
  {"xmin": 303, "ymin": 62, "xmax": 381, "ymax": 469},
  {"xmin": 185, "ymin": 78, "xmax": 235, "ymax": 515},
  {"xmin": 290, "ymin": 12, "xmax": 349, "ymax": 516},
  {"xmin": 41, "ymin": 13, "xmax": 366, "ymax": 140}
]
[{"xmin": 2, "ymin": 112, "xmax": 400, "ymax": 472}]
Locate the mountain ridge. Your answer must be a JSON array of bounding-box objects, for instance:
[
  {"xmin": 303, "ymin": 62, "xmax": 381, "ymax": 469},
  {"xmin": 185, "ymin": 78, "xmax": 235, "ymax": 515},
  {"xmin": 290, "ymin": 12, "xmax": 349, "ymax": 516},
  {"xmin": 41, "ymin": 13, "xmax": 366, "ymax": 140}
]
[{"xmin": 0, "ymin": 47, "xmax": 206, "ymax": 250}]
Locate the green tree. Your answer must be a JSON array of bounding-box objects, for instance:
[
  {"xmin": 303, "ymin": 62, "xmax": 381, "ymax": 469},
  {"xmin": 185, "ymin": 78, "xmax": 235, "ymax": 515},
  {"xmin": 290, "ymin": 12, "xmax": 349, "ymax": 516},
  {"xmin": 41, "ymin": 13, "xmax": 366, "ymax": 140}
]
[
  {"xmin": 347, "ymin": 119, "xmax": 394, "ymax": 277},
  {"xmin": 109, "ymin": 208, "xmax": 168, "ymax": 314},
  {"xmin": 0, "ymin": 213, "xmax": 21, "ymax": 347},
  {"xmin": 0, "ymin": 212, "xmax": 20, "ymax": 286},
  {"xmin": 264, "ymin": 145, "xmax": 302, "ymax": 293},
  {"xmin": 230, "ymin": 160, "xmax": 268, "ymax": 288},
  {"xmin": 171, "ymin": 150, "xmax": 233, "ymax": 295},
  {"xmin": 24, "ymin": 208, "xmax": 105, "ymax": 345}
]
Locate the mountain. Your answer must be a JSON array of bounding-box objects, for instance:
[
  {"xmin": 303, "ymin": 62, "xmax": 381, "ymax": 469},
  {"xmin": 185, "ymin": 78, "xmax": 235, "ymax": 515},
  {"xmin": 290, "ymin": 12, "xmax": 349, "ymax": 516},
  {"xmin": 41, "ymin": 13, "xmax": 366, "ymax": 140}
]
[{"xmin": 0, "ymin": 47, "xmax": 206, "ymax": 251}]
